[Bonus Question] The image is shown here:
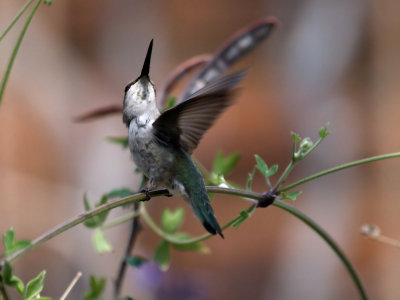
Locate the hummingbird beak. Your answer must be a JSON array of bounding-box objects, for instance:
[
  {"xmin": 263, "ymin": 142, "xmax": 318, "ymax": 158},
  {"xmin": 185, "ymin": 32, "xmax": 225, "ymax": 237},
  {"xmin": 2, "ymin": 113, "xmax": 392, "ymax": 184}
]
[{"xmin": 140, "ymin": 39, "xmax": 153, "ymax": 78}]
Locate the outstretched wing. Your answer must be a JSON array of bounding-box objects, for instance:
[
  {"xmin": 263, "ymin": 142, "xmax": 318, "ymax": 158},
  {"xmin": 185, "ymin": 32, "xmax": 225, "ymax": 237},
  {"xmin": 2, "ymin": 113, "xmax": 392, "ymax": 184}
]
[{"xmin": 152, "ymin": 71, "xmax": 245, "ymax": 154}]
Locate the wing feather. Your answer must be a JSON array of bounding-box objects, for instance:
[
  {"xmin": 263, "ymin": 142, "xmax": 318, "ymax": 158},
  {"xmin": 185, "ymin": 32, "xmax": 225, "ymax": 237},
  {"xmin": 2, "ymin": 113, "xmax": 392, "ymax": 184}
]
[{"xmin": 153, "ymin": 71, "xmax": 245, "ymax": 153}]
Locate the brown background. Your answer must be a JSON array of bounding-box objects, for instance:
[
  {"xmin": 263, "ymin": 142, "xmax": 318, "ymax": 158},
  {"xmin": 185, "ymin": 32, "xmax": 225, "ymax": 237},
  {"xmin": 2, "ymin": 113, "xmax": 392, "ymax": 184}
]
[{"xmin": 1, "ymin": 0, "xmax": 399, "ymax": 299}]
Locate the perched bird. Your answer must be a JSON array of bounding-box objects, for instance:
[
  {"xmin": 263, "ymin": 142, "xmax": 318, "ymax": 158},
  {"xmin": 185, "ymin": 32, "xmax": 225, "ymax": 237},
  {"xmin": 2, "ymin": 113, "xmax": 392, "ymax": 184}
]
[{"xmin": 122, "ymin": 40, "xmax": 244, "ymax": 237}]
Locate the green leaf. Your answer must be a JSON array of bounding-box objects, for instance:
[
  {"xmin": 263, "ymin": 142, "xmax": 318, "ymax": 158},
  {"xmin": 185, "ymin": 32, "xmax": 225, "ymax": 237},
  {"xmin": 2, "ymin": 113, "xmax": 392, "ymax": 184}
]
[
  {"xmin": 2, "ymin": 261, "xmax": 13, "ymax": 284},
  {"xmin": 153, "ymin": 240, "xmax": 170, "ymax": 271},
  {"xmin": 212, "ymin": 151, "xmax": 240, "ymax": 176},
  {"xmin": 232, "ymin": 210, "xmax": 249, "ymax": 228},
  {"xmin": 95, "ymin": 196, "xmax": 110, "ymax": 226},
  {"xmin": 83, "ymin": 193, "xmax": 91, "ymax": 210},
  {"xmin": 43, "ymin": 0, "xmax": 53, "ymax": 5},
  {"xmin": 2, "ymin": 228, "xmax": 31, "ymax": 256},
  {"xmin": 266, "ymin": 164, "xmax": 278, "ymax": 177},
  {"xmin": 106, "ymin": 136, "xmax": 129, "ymax": 148},
  {"xmin": 84, "ymin": 275, "xmax": 106, "ymax": 300},
  {"xmin": 171, "ymin": 233, "xmax": 210, "ymax": 254},
  {"xmin": 161, "ymin": 208, "xmax": 184, "ymax": 234},
  {"xmin": 319, "ymin": 123, "xmax": 330, "ymax": 138},
  {"xmin": 125, "ymin": 255, "xmax": 148, "ymax": 268},
  {"xmin": 3, "ymin": 228, "xmax": 15, "ymax": 251},
  {"xmin": 255, "ymin": 155, "xmax": 268, "ymax": 176},
  {"xmin": 119, "ymin": 297, "xmax": 134, "ymax": 300},
  {"xmin": 246, "ymin": 167, "xmax": 256, "ymax": 190},
  {"xmin": 164, "ymin": 97, "xmax": 176, "ymax": 110},
  {"xmin": 93, "ymin": 228, "xmax": 113, "ymax": 254},
  {"xmin": 281, "ymin": 191, "xmax": 302, "ymax": 201},
  {"xmin": 107, "ymin": 188, "xmax": 134, "ymax": 199},
  {"xmin": 11, "ymin": 275, "xmax": 25, "ymax": 295},
  {"xmin": 24, "ymin": 270, "xmax": 46, "ymax": 299},
  {"xmin": 84, "ymin": 194, "xmax": 110, "ymax": 228},
  {"xmin": 11, "ymin": 240, "xmax": 30, "ymax": 252}
]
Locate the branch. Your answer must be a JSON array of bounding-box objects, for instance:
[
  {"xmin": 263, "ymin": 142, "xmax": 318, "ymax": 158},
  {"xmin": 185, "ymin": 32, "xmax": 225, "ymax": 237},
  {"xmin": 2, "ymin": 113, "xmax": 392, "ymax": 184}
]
[
  {"xmin": 0, "ymin": 186, "xmax": 367, "ymax": 299},
  {"xmin": 280, "ymin": 152, "xmax": 400, "ymax": 193},
  {"xmin": 1, "ymin": 189, "xmax": 170, "ymax": 265}
]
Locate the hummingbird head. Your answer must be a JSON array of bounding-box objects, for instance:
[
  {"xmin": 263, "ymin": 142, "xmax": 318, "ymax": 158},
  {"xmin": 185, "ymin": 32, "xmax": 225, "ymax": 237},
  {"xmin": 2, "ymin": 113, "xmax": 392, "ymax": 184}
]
[{"xmin": 123, "ymin": 39, "xmax": 156, "ymax": 126}]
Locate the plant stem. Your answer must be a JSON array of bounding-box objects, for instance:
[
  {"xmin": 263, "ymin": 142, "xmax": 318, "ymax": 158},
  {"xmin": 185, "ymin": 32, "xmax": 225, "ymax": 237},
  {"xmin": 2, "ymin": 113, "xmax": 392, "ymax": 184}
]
[
  {"xmin": 114, "ymin": 175, "xmax": 146, "ymax": 299},
  {"xmin": 0, "ymin": 0, "xmax": 35, "ymax": 42},
  {"xmin": 273, "ymin": 200, "xmax": 367, "ymax": 300},
  {"xmin": 0, "ymin": 283, "xmax": 9, "ymax": 300},
  {"xmin": 0, "ymin": 0, "xmax": 41, "ymax": 105},
  {"xmin": 273, "ymin": 160, "xmax": 295, "ymax": 192},
  {"xmin": 102, "ymin": 210, "xmax": 141, "ymax": 230},
  {"xmin": 2, "ymin": 189, "xmax": 169, "ymax": 264},
  {"xmin": 280, "ymin": 152, "xmax": 400, "ymax": 193},
  {"xmin": 140, "ymin": 201, "xmax": 257, "ymax": 244},
  {"xmin": 0, "ymin": 185, "xmax": 367, "ymax": 299}
]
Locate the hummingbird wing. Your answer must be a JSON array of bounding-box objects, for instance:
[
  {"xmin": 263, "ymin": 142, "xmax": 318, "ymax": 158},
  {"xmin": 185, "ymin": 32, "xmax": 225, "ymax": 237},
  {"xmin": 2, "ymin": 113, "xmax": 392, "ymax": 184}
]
[{"xmin": 152, "ymin": 71, "xmax": 245, "ymax": 154}]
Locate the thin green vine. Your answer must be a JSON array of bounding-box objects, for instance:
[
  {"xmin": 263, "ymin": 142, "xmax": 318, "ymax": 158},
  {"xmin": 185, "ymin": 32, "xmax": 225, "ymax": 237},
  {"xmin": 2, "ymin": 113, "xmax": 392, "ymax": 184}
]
[{"xmin": 0, "ymin": 0, "xmax": 42, "ymax": 104}]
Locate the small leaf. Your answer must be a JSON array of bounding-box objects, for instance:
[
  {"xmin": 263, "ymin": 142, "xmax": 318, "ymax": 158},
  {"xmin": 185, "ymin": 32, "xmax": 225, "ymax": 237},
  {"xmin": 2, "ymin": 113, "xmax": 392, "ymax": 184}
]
[
  {"xmin": 11, "ymin": 240, "xmax": 31, "ymax": 252},
  {"xmin": 266, "ymin": 164, "xmax": 278, "ymax": 177},
  {"xmin": 232, "ymin": 210, "xmax": 249, "ymax": 228},
  {"xmin": 212, "ymin": 151, "xmax": 240, "ymax": 176},
  {"xmin": 106, "ymin": 136, "xmax": 129, "ymax": 148},
  {"xmin": 3, "ymin": 228, "xmax": 15, "ymax": 251},
  {"xmin": 153, "ymin": 240, "xmax": 170, "ymax": 271},
  {"xmin": 107, "ymin": 188, "xmax": 134, "ymax": 199},
  {"xmin": 246, "ymin": 167, "xmax": 256, "ymax": 190},
  {"xmin": 125, "ymin": 255, "xmax": 148, "ymax": 268},
  {"xmin": 43, "ymin": 0, "xmax": 53, "ymax": 5},
  {"xmin": 93, "ymin": 228, "xmax": 113, "ymax": 254},
  {"xmin": 84, "ymin": 275, "xmax": 106, "ymax": 300},
  {"xmin": 319, "ymin": 123, "xmax": 330, "ymax": 138},
  {"xmin": 171, "ymin": 233, "xmax": 210, "ymax": 254},
  {"xmin": 24, "ymin": 270, "xmax": 46, "ymax": 299},
  {"xmin": 11, "ymin": 275, "xmax": 25, "ymax": 295},
  {"xmin": 95, "ymin": 196, "xmax": 111, "ymax": 226},
  {"xmin": 84, "ymin": 195, "xmax": 110, "ymax": 228},
  {"xmin": 161, "ymin": 208, "xmax": 184, "ymax": 234},
  {"xmin": 254, "ymin": 155, "xmax": 268, "ymax": 176},
  {"xmin": 281, "ymin": 191, "xmax": 302, "ymax": 201},
  {"xmin": 83, "ymin": 193, "xmax": 92, "ymax": 211},
  {"xmin": 164, "ymin": 97, "xmax": 176, "ymax": 110},
  {"xmin": 2, "ymin": 261, "xmax": 13, "ymax": 284}
]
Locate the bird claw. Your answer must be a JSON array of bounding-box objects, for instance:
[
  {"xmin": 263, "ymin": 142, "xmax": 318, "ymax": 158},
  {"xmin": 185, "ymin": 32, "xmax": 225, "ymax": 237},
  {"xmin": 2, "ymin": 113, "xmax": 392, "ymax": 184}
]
[{"xmin": 140, "ymin": 188, "xmax": 152, "ymax": 201}]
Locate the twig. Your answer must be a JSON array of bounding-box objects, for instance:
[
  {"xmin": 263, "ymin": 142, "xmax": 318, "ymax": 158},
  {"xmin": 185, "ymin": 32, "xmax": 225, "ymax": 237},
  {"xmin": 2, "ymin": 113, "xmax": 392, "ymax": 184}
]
[
  {"xmin": 113, "ymin": 202, "xmax": 141, "ymax": 299},
  {"xmin": 1, "ymin": 189, "xmax": 170, "ymax": 265},
  {"xmin": 361, "ymin": 224, "xmax": 400, "ymax": 248},
  {"xmin": 73, "ymin": 103, "xmax": 123, "ymax": 122},
  {"xmin": 59, "ymin": 272, "xmax": 82, "ymax": 300}
]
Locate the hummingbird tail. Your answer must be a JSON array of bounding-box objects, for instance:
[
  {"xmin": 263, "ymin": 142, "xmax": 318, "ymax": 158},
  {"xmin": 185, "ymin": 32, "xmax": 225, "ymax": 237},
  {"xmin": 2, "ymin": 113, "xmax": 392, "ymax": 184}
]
[
  {"xmin": 202, "ymin": 218, "xmax": 224, "ymax": 238},
  {"xmin": 188, "ymin": 192, "xmax": 224, "ymax": 238}
]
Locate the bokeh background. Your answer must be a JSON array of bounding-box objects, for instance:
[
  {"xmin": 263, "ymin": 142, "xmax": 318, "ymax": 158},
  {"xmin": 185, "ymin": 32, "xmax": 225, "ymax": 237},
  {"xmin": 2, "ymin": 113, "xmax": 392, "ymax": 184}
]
[{"xmin": 1, "ymin": 0, "xmax": 400, "ymax": 299}]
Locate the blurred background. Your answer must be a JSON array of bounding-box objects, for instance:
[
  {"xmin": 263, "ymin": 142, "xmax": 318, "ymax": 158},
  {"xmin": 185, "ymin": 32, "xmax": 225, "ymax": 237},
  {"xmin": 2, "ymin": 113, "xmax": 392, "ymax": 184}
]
[{"xmin": 1, "ymin": 0, "xmax": 399, "ymax": 299}]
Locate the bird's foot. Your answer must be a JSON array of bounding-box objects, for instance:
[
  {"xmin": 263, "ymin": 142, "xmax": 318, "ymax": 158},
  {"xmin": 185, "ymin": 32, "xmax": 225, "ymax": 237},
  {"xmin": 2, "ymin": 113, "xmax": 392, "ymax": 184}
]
[
  {"xmin": 165, "ymin": 190, "xmax": 173, "ymax": 197},
  {"xmin": 140, "ymin": 188, "xmax": 152, "ymax": 201}
]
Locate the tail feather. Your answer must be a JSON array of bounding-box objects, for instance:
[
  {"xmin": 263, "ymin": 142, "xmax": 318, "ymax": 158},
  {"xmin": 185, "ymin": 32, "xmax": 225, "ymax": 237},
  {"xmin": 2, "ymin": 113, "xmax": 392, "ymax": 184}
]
[{"xmin": 189, "ymin": 192, "xmax": 224, "ymax": 238}]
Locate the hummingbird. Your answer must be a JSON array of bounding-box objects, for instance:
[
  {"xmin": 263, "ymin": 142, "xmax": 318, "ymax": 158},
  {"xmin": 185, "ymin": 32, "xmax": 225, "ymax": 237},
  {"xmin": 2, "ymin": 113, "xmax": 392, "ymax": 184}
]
[{"xmin": 122, "ymin": 40, "xmax": 244, "ymax": 237}]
